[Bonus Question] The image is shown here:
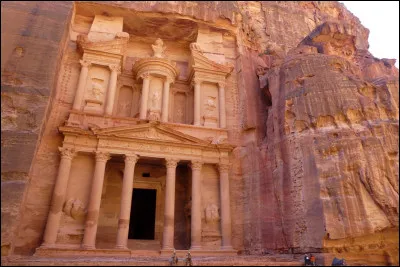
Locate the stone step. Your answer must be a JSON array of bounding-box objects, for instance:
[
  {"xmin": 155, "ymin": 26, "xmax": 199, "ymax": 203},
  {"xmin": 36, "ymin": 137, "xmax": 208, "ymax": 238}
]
[{"xmin": 2, "ymin": 255, "xmax": 304, "ymax": 266}]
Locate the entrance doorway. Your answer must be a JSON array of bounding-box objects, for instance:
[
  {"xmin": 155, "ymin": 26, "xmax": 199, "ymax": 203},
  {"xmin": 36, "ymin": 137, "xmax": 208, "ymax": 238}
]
[{"xmin": 129, "ymin": 188, "xmax": 157, "ymax": 240}]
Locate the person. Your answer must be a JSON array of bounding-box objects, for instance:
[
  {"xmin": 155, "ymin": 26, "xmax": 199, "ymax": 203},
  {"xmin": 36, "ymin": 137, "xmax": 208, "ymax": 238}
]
[
  {"xmin": 169, "ymin": 249, "xmax": 178, "ymax": 266},
  {"xmin": 310, "ymin": 254, "xmax": 316, "ymax": 266},
  {"xmin": 304, "ymin": 254, "xmax": 311, "ymax": 266},
  {"xmin": 185, "ymin": 250, "xmax": 193, "ymax": 266},
  {"xmin": 331, "ymin": 257, "xmax": 346, "ymax": 266}
]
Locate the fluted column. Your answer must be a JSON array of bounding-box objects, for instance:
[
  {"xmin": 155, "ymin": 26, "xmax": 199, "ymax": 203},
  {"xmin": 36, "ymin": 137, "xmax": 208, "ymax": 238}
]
[
  {"xmin": 190, "ymin": 161, "xmax": 203, "ymax": 250},
  {"xmin": 105, "ymin": 64, "xmax": 121, "ymax": 116},
  {"xmin": 72, "ymin": 60, "xmax": 91, "ymax": 111},
  {"xmin": 115, "ymin": 154, "xmax": 139, "ymax": 249},
  {"xmin": 42, "ymin": 147, "xmax": 76, "ymax": 246},
  {"xmin": 218, "ymin": 163, "xmax": 233, "ymax": 249},
  {"xmin": 218, "ymin": 82, "xmax": 227, "ymax": 128},
  {"xmin": 162, "ymin": 158, "xmax": 179, "ymax": 250},
  {"xmin": 82, "ymin": 151, "xmax": 110, "ymax": 249},
  {"xmin": 193, "ymin": 78, "xmax": 201, "ymax": 126},
  {"xmin": 161, "ymin": 77, "xmax": 173, "ymax": 122},
  {"xmin": 139, "ymin": 73, "xmax": 151, "ymax": 120}
]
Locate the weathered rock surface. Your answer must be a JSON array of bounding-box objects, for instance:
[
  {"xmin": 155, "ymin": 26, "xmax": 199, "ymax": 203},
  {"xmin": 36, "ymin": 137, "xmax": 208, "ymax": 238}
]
[{"xmin": 1, "ymin": 1, "xmax": 398, "ymax": 266}]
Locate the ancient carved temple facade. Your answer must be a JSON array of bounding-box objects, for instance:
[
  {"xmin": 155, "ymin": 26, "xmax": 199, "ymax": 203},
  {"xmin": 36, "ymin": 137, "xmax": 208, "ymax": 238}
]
[
  {"xmin": 3, "ymin": 2, "xmax": 398, "ymax": 265},
  {"xmin": 36, "ymin": 10, "xmax": 238, "ymax": 256}
]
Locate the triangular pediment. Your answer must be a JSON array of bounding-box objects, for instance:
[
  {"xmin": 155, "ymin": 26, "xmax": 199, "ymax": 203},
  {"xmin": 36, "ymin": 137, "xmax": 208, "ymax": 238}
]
[{"xmin": 91, "ymin": 122, "xmax": 209, "ymax": 145}]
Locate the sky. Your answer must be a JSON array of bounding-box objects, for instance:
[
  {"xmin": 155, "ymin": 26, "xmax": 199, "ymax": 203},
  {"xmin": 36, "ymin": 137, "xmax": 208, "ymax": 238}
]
[{"xmin": 340, "ymin": 1, "xmax": 399, "ymax": 68}]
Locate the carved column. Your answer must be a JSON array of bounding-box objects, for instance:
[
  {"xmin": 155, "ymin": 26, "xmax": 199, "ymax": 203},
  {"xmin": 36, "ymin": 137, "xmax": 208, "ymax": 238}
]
[
  {"xmin": 218, "ymin": 82, "xmax": 227, "ymax": 128},
  {"xmin": 162, "ymin": 158, "xmax": 179, "ymax": 250},
  {"xmin": 193, "ymin": 78, "xmax": 201, "ymax": 126},
  {"xmin": 82, "ymin": 151, "xmax": 110, "ymax": 249},
  {"xmin": 42, "ymin": 147, "xmax": 76, "ymax": 246},
  {"xmin": 218, "ymin": 163, "xmax": 233, "ymax": 249},
  {"xmin": 72, "ymin": 60, "xmax": 91, "ymax": 111},
  {"xmin": 115, "ymin": 154, "xmax": 139, "ymax": 249},
  {"xmin": 105, "ymin": 64, "xmax": 121, "ymax": 116},
  {"xmin": 139, "ymin": 73, "xmax": 151, "ymax": 120},
  {"xmin": 161, "ymin": 77, "xmax": 173, "ymax": 122},
  {"xmin": 190, "ymin": 161, "xmax": 203, "ymax": 250}
]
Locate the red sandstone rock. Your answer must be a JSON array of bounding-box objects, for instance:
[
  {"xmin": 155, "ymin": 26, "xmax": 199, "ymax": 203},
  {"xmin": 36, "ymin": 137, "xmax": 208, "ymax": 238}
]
[{"xmin": 1, "ymin": 1, "xmax": 398, "ymax": 266}]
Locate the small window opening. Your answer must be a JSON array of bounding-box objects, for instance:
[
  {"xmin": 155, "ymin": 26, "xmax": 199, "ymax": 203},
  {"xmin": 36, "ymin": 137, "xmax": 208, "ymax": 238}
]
[{"xmin": 142, "ymin": 172, "xmax": 150, "ymax": 177}]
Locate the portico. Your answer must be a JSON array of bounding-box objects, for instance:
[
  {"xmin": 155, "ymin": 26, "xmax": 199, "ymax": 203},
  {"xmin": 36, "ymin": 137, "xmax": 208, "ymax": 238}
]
[{"xmin": 39, "ymin": 121, "xmax": 236, "ymax": 255}]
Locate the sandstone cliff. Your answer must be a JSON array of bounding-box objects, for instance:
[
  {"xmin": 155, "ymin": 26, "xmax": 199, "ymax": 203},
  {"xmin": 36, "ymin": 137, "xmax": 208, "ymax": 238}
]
[{"xmin": 1, "ymin": 1, "xmax": 398, "ymax": 265}]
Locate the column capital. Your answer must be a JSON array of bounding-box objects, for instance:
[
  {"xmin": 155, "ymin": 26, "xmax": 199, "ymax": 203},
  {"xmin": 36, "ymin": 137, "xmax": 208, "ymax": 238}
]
[
  {"xmin": 125, "ymin": 154, "xmax": 139, "ymax": 164},
  {"xmin": 190, "ymin": 160, "xmax": 203, "ymax": 170},
  {"xmin": 109, "ymin": 64, "xmax": 121, "ymax": 73},
  {"xmin": 165, "ymin": 158, "xmax": 179, "ymax": 168},
  {"xmin": 218, "ymin": 163, "xmax": 230, "ymax": 173},
  {"xmin": 191, "ymin": 78, "xmax": 202, "ymax": 87},
  {"xmin": 140, "ymin": 72, "xmax": 151, "ymax": 80},
  {"xmin": 165, "ymin": 76, "xmax": 174, "ymax": 84},
  {"xmin": 79, "ymin": 59, "xmax": 91, "ymax": 68},
  {"xmin": 95, "ymin": 151, "xmax": 111, "ymax": 162},
  {"xmin": 58, "ymin": 147, "xmax": 76, "ymax": 159},
  {"xmin": 217, "ymin": 81, "xmax": 226, "ymax": 88}
]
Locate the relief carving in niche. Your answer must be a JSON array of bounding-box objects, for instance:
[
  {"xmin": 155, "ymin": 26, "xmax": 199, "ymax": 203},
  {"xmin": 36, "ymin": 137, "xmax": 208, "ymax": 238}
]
[
  {"xmin": 203, "ymin": 96, "xmax": 218, "ymax": 127},
  {"xmin": 63, "ymin": 198, "xmax": 87, "ymax": 221},
  {"xmin": 173, "ymin": 92, "xmax": 186, "ymax": 124},
  {"xmin": 202, "ymin": 203, "xmax": 221, "ymax": 242},
  {"xmin": 117, "ymin": 86, "xmax": 133, "ymax": 117},
  {"xmin": 148, "ymin": 78, "xmax": 163, "ymax": 121},
  {"xmin": 84, "ymin": 65, "xmax": 109, "ymax": 114}
]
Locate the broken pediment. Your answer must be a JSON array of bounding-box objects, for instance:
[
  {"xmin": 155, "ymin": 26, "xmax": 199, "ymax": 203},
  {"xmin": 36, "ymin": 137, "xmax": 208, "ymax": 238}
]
[
  {"xmin": 188, "ymin": 42, "xmax": 234, "ymax": 80},
  {"xmin": 91, "ymin": 122, "xmax": 209, "ymax": 145}
]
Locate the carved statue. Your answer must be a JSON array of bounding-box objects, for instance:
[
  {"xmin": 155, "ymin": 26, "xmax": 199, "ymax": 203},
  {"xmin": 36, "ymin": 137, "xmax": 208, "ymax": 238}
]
[
  {"xmin": 205, "ymin": 203, "xmax": 220, "ymax": 223},
  {"xmin": 151, "ymin": 91, "xmax": 160, "ymax": 108},
  {"xmin": 204, "ymin": 97, "xmax": 217, "ymax": 116},
  {"xmin": 63, "ymin": 198, "xmax": 86, "ymax": 220},
  {"xmin": 152, "ymin": 38, "xmax": 166, "ymax": 58},
  {"xmin": 91, "ymin": 80, "xmax": 104, "ymax": 100}
]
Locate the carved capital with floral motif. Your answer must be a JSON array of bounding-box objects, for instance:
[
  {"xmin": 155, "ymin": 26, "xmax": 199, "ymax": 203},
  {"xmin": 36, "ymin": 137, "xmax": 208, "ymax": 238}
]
[
  {"xmin": 95, "ymin": 151, "xmax": 111, "ymax": 162},
  {"xmin": 59, "ymin": 147, "xmax": 76, "ymax": 160},
  {"xmin": 190, "ymin": 160, "xmax": 203, "ymax": 171},
  {"xmin": 165, "ymin": 76, "xmax": 174, "ymax": 85},
  {"xmin": 218, "ymin": 163, "xmax": 230, "ymax": 173},
  {"xmin": 165, "ymin": 158, "xmax": 179, "ymax": 168},
  {"xmin": 140, "ymin": 72, "xmax": 150, "ymax": 80},
  {"xmin": 217, "ymin": 82, "xmax": 226, "ymax": 89},
  {"xmin": 80, "ymin": 59, "xmax": 91, "ymax": 68},
  {"xmin": 125, "ymin": 154, "xmax": 139, "ymax": 164},
  {"xmin": 191, "ymin": 78, "xmax": 202, "ymax": 87},
  {"xmin": 109, "ymin": 64, "xmax": 121, "ymax": 73}
]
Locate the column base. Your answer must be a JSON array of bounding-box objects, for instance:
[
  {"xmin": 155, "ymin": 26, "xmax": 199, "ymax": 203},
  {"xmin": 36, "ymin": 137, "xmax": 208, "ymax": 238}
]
[
  {"xmin": 81, "ymin": 244, "xmax": 96, "ymax": 250},
  {"xmin": 221, "ymin": 245, "xmax": 234, "ymax": 250},
  {"xmin": 114, "ymin": 245, "xmax": 129, "ymax": 250},
  {"xmin": 190, "ymin": 245, "xmax": 202, "ymax": 250}
]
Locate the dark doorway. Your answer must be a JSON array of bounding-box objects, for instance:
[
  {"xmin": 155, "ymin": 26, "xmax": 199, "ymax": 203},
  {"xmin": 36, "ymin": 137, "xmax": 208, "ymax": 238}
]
[{"xmin": 129, "ymin": 188, "xmax": 156, "ymax": 240}]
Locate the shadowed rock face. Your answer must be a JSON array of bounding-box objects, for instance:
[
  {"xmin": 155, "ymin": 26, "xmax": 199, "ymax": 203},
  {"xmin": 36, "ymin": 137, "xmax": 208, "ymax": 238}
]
[{"xmin": 1, "ymin": 1, "xmax": 398, "ymax": 266}]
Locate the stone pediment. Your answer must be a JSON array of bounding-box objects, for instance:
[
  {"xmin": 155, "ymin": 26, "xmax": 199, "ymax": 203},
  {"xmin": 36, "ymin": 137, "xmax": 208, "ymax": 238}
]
[
  {"xmin": 77, "ymin": 32, "xmax": 130, "ymax": 55},
  {"xmin": 189, "ymin": 43, "xmax": 234, "ymax": 78},
  {"xmin": 91, "ymin": 122, "xmax": 210, "ymax": 145}
]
